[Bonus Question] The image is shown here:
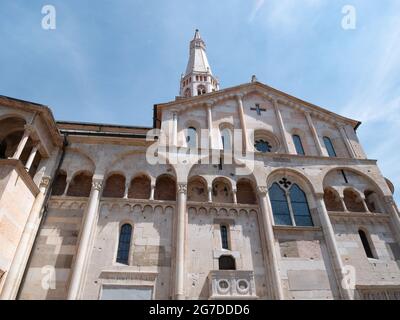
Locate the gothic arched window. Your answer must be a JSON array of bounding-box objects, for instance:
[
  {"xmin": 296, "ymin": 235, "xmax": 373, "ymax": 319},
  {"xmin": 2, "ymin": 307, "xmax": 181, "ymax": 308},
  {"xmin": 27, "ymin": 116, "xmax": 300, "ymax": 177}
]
[
  {"xmin": 117, "ymin": 224, "xmax": 132, "ymax": 265},
  {"xmin": 254, "ymin": 139, "xmax": 272, "ymax": 153},
  {"xmin": 292, "ymin": 134, "xmax": 305, "ymax": 155},
  {"xmin": 323, "ymin": 136, "xmax": 337, "ymax": 157},
  {"xmin": 289, "ymin": 184, "xmax": 313, "ymax": 226},
  {"xmin": 269, "ymin": 181, "xmax": 313, "ymax": 227},
  {"xmin": 269, "ymin": 183, "xmax": 292, "ymax": 226}
]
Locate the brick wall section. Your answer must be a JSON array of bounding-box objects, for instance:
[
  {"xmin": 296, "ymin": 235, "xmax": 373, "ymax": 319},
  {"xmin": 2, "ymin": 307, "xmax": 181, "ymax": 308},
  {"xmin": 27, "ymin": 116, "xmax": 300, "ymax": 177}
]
[
  {"xmin": 66, "ymin": 173, "xmax": 92, "ymax": 197},
  {"xmin": 103, "ymin": 174, "xmax": 125, "ymax": 198},
  {"xmin": 128, "ymin": 176, "xmax": 151, "ymax": 199},
  {"xmin": 154, "ymin": 176, "xmax": 176, "ymax": 201}
]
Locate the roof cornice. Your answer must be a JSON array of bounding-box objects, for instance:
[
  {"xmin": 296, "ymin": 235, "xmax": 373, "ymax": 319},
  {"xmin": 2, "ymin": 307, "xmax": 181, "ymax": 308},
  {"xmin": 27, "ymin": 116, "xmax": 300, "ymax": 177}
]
[{"xmin": 0, "ymin": 95, "xmax": 62, "ymax": 146}]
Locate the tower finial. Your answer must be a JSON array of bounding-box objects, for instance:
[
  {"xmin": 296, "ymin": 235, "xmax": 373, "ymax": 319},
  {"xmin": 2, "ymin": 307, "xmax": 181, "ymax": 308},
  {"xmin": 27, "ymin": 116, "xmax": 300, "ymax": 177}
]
[{"xmin": 179, "ymin": 30, "xmax": 220, "ymax": 98}]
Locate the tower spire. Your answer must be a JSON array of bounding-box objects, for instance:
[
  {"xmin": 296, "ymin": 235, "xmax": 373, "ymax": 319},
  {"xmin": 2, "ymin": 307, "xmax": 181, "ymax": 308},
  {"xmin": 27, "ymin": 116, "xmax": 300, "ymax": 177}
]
[{"xmin": 180, "ymin": 30, "xmax": 219, "ymax": 97}]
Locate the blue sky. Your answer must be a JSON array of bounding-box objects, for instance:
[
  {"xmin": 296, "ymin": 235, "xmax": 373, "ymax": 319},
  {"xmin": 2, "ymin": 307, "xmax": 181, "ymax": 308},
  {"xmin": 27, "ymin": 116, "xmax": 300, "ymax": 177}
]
[{"xmin": 0, "ymin": 0, "xmax": 399, "ymax": 202}]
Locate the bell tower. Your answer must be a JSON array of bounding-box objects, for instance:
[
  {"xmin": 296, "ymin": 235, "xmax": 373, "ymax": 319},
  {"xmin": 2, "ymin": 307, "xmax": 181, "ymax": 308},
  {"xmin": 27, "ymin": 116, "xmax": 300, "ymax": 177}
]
[{"xmin": 180, "ymin": 29, "xmax": 220, "ymax": 97}]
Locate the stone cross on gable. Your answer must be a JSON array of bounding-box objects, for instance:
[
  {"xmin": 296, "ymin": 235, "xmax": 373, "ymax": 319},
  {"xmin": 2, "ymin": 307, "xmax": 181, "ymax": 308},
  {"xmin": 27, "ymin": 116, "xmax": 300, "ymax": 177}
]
[{"xmin": 250, "ymin": 103, "xmax": 266, "ymax": 116}]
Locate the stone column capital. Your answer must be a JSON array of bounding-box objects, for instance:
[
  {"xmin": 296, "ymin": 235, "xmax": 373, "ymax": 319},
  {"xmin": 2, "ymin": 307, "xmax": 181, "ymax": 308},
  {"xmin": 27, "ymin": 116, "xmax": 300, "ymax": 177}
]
[
  {"xmin": 235, "ymin": 93, "xmax": 244, "ymax": 102},
  {"xmin": 23, "ymin": 124, "xmax": 35, "ymax": 135},
  {"xmin": 40, "ymin": 176, "xmax": 51, "ymax": 189},
  {"xmin": 177, "ymin": 183, "xmax": 187, "ymax": 195},
  {"xmin": 92, "ymin": 179, "xmax": 103, "ymax": 191},
  {"xmin": 257, "ymin": 186, "xmax": 268, "ymax": 196},
  {"xmin": 31, "ymin": 143, "xmax": 41, "ymax": 151}
]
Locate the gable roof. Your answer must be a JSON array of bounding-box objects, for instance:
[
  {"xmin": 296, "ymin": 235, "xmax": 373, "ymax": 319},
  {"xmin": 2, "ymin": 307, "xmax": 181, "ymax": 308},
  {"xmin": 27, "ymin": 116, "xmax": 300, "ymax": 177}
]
[{"xmin": 153, "ymin": 81, "xmax": 361, "ymax": 130}]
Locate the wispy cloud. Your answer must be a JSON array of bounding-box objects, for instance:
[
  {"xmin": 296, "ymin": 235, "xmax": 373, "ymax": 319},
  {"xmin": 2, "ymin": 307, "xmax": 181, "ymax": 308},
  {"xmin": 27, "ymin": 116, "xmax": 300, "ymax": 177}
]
[
  {"xmin": 249, "ymin": 0, "xmax": 324, "ymax": 28},
  {"xmin": 249, "ymin": 0, "xmax": 265, "ymax": 23},
  {"xmin": 341, "ymin": 12, "xmax": 400, "ymax": 201}
]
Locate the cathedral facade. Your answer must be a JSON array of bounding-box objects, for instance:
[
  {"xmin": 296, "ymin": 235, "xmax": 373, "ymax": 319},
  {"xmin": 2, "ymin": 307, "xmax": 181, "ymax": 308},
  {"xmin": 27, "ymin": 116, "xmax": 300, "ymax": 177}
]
[{"xmin": 0, "ymin": 30, "xmax": 399, "ymax": 300}]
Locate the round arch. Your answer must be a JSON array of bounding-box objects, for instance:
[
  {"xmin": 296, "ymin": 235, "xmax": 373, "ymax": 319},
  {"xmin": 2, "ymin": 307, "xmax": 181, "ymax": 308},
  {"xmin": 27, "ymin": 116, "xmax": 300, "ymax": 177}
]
[
  {"xmin": 236, "ymin": 177, "xmax": 257, "ymax": 205},
  {"xmin": 267, "ymin": 168, "xmax": 317, "ymax": 217},
  {"xmin": 154, "ymin": 173, "xmax": 177, "ymax": 201},
  {"xmin": 322, "ymin": 167, "xmax": 390, "ymax": 197},
  {"xmin": 128, "ymin": 173, "xmax": 152, "ymax": 200},
  {"xmin": 267, "ymin": 168, "xmax": 316, "ymax": 195},
  {"xmin": 66, "ymin": 170, "xmax": 93, "ymax": 197},
  {"xmin": 212, "ymin": 176, "xmax": 234, "ymax": 203},
  {"xmin": 188, "ymin": 175, "xmax": 208, "ymax": 202},
  {"xmin": 252, "ymin": 129, "xmax": 282, "ymax": 154}
]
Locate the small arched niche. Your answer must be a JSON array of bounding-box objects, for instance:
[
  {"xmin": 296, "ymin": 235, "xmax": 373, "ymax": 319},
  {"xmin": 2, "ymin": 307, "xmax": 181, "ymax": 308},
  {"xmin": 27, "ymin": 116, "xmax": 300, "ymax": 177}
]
[
  {"xmin": 236, "ymin": 178, "xmax": 257, "ymax": 205},
  {"xmin": 154, "ymin": 174, "xmax": 176, "ymax": 201},
  {"xmin": 343, "ymin": 188, "xmax": 365, "ymax": 212},
  {"xmin": 51, "ymin": 170, "xmax": 67, "ymax": 196},
  {"xmin": 212, "ymin": 177, "xmax": 233, "ymax": 203},
  {"xmin": 188, "ymin": 176, "xmax": 207, "ymax": 202},
  {"xmin": 128, "ymin": 174, "xmax": 151, "ymax": 199},
  {"xmin": 103, "ymin": 174, "xmax": 126, "ymax": 198},
  {"xmin": 67, "ymin": 171, "xmax": 93, "ymax": 197},
  {"xmin": 323, "ymin": 188, "xmax": 344, "ymax": 212},
  {"xmin": 364, "ymin": 190, "xmax": 384, "ymax": 213},
  {"xmin": 218, "ymin": 255, "xmax": 236, "ymax": 270}
]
